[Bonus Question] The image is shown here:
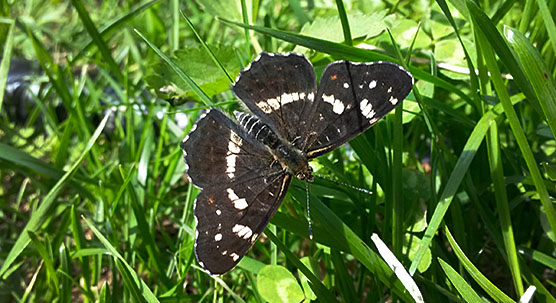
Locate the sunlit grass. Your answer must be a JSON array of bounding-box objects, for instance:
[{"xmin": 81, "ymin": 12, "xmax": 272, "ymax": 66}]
[{"xmin": 1, "ymin": 0, "xmax": 555, "ymax": 302}]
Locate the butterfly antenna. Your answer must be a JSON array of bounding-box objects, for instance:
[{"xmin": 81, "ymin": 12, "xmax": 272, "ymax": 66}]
[
  {"xmin": 313, "ymin": 173, "xmax": 373, "ymax": 195},
  {"xmin": 305, "ymin": 181, "xmax": 314, "ymax": 240}
]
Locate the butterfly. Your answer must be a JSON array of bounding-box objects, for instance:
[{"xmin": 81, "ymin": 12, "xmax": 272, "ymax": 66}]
[{"xmin": 181, "ymin": 52, "xmax": 413, "ymax": 275}]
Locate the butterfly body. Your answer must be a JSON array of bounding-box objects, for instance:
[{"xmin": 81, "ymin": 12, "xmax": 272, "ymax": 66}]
[
  {"xmin": 181, "ymin": 52, "xmax": 413, "ymax": 275},
  {"xmin": 234, "ymin": 110, "xmax": 313, "ymax": 181}
]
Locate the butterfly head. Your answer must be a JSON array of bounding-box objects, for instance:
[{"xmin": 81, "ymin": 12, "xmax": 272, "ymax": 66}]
[{"xmin": 275, "ymin": 144, "xmax": 313, "ymax": 182}]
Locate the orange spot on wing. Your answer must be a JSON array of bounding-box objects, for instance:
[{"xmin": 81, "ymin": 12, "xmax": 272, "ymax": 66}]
[
  {"xmin": 207, "ymin": 197, "xmax": 215, "ymax": 205},
  {"xmin": 330, "ymin": 74, "xmax": 338, "ymax": 80}
]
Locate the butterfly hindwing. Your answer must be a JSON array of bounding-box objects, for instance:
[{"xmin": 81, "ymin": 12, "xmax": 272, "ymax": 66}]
[
  {"xmin": 194, "ymin": 173, "xmax": 291, "ymax": 275},
  {"xmin": 305, "ymin": 61, "xmax": 413, "ymax": 158},
  {"xmin": 181, "ymin": 109, "xmax": 293, "ymax": 275},
  {"xmin": 232, "ymin": 52, "xmax": 317, "ymax": 145}
]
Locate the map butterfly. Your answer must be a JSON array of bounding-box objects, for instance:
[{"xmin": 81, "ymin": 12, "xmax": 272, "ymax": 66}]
[{"xmin": 181, "ymin": 52, "xmax": 413, "ymax": 275}]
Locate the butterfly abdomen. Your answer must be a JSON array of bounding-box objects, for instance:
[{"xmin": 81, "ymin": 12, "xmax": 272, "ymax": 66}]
[{"xmin": 234, "ymin": 111, "xmax": 281, "ymax": 149}]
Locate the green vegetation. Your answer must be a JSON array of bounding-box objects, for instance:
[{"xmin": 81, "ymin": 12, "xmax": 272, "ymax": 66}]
[{"xmin": 1, "ymin": 0, "xmax": 555, "ymax": 302}]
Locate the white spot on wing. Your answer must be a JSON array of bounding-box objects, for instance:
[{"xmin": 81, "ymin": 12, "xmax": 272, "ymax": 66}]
[
  {"xmin": 227, "ymin": 188, "xmax": 240, "ymax": 201},
  {"xmin": 227, "ymin": 188, "xmax": 248, "ymax": 209},
  {"xmin": 232, "ymin": 224, "xmax": 253, "ymax": 239},
  {"xmin": 360, "ymin": 98, "xmax": 376, "ymax": 119},
  {"xmin": 230, "ymin": 253, "xmax": 240, "ymax": 261},
  {"xmin": 389, "ymin": 96, "xmax": 399, "ymax": 105},
  {"xmin": 234, "ymin": 198, "xmax": 248, "ymax": 210},
  {"xmin": 256, "ymin": 101, "xmax": 272, "ymax": 113},
  {"xmin": 281, "ymin": 93, "xmax": 294, "ymax": 105},
  {"xmin": 343, "ymin": 82, "xmax": 349, "ymax": 88},
  {"xmin": 214, "ymin": 233, "xmax": 222, "ymax": 241},
  {"xmin": 322, "ymin": 94, "xmax": 345, "ymax": 114},
  {"xmin": 267, "ymin": 98, "xmax": 280, "ymax": 110},
  {"xmin": 369, "ymin": 80, "xmax": 377, "ymax": 89},
  {"xmin": 216, "ymin": 209, "xmax": 222, "ymax": 216},
  {"xmin": 226, "ymin": 154, "xmax": 237, "ymax": 178}
]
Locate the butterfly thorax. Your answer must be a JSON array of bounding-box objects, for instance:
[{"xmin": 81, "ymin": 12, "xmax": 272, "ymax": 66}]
[{"xmin": 234, "ymin": 111, "xmax": 313, "ymax": 181}]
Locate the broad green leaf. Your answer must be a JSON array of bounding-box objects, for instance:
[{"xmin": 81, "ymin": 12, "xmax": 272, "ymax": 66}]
[
  {"xmin": 300, "ymin": 11, "xmax": 386, "ymax": 44},
  {"xmin": 197, "ymin": 0, "xmax": 252, "ymax": 22},
  {"xmin": 386, "ymin": 18, "xmax": 431, "ymax": 49},
  {"xmin": 145, "ymin": 45, "xmax": 240, "ymax": 99},
  {"xmin": 257, "ymin": 265, "xmax": 305, "ymax": 303}
]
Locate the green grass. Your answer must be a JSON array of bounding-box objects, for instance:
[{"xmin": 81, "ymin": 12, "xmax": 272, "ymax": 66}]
[{"xmin": 1, "ymin": 0, "xmax": 556, "ymax": 302}]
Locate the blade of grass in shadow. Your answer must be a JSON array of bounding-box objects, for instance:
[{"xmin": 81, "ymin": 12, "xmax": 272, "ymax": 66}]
[
  {"xmin": 444, "ymin": 226, "xmax": 514, "ymax": 303},
  {"xmin": 264, "ymin": 230, "xmax": 338, "ymax": 303},
  {"xmin": 70, "ymin": 0, "xmax": 123, "ymax": 81},
  {"xmin": 518, "ymin": 248, "xmax": 556, "ymax": 270},
  {"xmin": 121, "ymin": 165, "xmax": 171, "ymax": 287},
  {"xmin": 471, "ymin": 9, "xmax": 556, "ymax": 241},
  {"xmin": 438, "ymin": 258, "xmax": 484, "ymax": 302},
  {"xmin": 408, "ymin": 97, "xmax": 523, "ymax": 275},
  {"xmin": 217, "ymin": 17, "xmax": 473, "ymax": 105},
  {"xmin": 83, "ymin": 218, "xmax": 159, "ymax": 303},
  {"xmin": 181, "ymin": 11, "xmax": 234, "ymax": 83},
  {"xmin": 505, "ymin": 26, "xmax": 556, "ymax": 140},
  {"xmin": 485, "ymin": 99, "xmax": 523, "ymax": 297},
  {"xmin": 331, "ymin": 249, "xmax": 357, "ymax": 302},
  {"xmin": 27, "ymin": 231, "xmax": 60, "ymax": 294},
  {"xmin": 134, "ymin": 29, "xmax": 214, "ymax": 107},
  {"xmin": 0, "ymin": 20, "xmax": 14, "ymax": 112},
  {"xmin": 0, "ymin": 110, "xmax": 112, "ymax": 278},
  {"xmin": 0, "ymin": 142, "xmax": 96, "ymax": 200},
  {"xmin": 281, "ymin": 182, "xmax": 414, "ymax": 302},
  {"xmin": 70, "ymin": 0, "xmax": 160, "ymax": 65}
]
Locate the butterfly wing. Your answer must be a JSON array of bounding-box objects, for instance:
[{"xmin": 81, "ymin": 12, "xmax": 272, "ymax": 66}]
[
  {"xmin": 305, "ymin": 61, "xmax": 413, "ymax": 158},
  {"xmin": 232, "ymin": 52, "xmax": 317, "ymax": 146},
  {"xmin": 181, "ymin": 109, "xmax": 292, "ymax": 275}
]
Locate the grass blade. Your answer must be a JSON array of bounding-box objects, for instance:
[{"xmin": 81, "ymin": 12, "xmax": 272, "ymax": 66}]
[
  {"xmin": 0, "ymin": 19, "xmax": 14, "ymax": 112},
  {"xmin": 84, "ymin": 217, "xmax": 161, "ymax": 303},
  {"xmin": 444, "ymin": 226, "xmax": 514, "ymax": 303},
  {"xmin": 469, "ymin": 1, "xmax": 556, "ymax": 241},
  {"xmin": 505, "ymin": 26, "xmax": 556, "ymax": 140},
  {"xmin": 409, "ymin": 98, "xmax": 522, "ymax": 275},
  {"xmin": 438, "ymin": 258, "xmax": 484, "ymax": 302},
  {"xmin": 0, "ymin": 110, "xmax": 112, "ymax": 278},
  {"xmin": 70, "ymin": 0, "xmax": 123, "ymax": 81},
  {"xmin": 134, "ymin": 29, "xmax": 213, "ymax": 106}
]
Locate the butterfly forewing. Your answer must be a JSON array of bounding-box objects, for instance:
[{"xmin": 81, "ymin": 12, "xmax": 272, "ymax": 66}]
[
  {"xmin": 181, "ymin": 109, "xmax": 292, "ymax": 275},
  {"xmin": 305, "ymin": 61, "xmax": 413, "ymax": 158},
  {"xmin": 181, "ymin": 110, "xmax": 274, "ymax": 187},
  {"xmin": 232, "ymin": 53, "xmax": 317, "ymax": 145}
]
